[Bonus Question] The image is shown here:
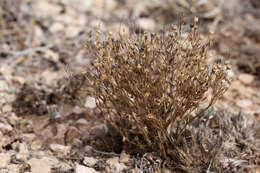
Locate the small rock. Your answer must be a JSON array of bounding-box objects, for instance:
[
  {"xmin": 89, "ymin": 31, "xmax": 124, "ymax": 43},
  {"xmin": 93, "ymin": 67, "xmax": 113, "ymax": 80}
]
[
  {"xmin": 6, "ymin": 113, "xmax": 19, "ymax": 126},
  {"xmin": 44, "ymin": 50, "xmax": 60, "ymax": 62},
  {"xmin": 106, "ymin": 157, "xmax": 127, "ymax": 173},
  {"xmin": 6, "ymin": 164, "xmax": 21, "ymax": 172},
  {"xmin": 49, "ymin": 22, "xmax": 64, "ymax": 33},
  {"xmin": 90, "ymin": 124, "xmax": 108, "ymax": 136},
  {"xmin": 65, "ymin": 127, "xmax": 81, "ymax": 144},
  {"xmin": 50, "ymin": 144, "xmax": 71, "ymax": 156},
  {"xmin": 238, "ymin": 73, "xmax": 254, "ymax": 84},
  {"xmin": 0, "ymin": 122, "xmax": 13, "ymax": 133},
  {"xmin": 65, "ymin": 26, "xmax": 82, "ymax": 38},
  {"xmin": 41, "ymin": 70, "xmax": 59, "ymax": 85},
  {"xmin": 0, "ymin": 80, "xmax": 8, "ymax": 91},
  {"xmin": 76, "ymin": 118, "xmax": 89, "ymax": 126},
  {"xmin": 136, "ymin": 18, "xmax": 156, "ymax": 31},
  {"xmin": 84, "ymin": 157, "xmax": 99, "ymax": 167},
  {"xmin": 73, "ymin": 106, "xmax": 84, "ymax": 114},
  {"xmin": 55, "ymin": 162, "xmax": 72, "ymax": 172},
  {"xmin": 28, "ymin": 158, "xmax": 52, "ymax": 173},
  {"xmin": 75, "ymin": 164, "xmax": 99, "ymax": 173},
  {"xmin": 33, "ymin": 1, "xmax": 62, "ymax": 18},
  {"xmin": 21, "ymin": 133, "xmax": 36, "ymax": 142},
  {"xmin": 55, "ymin": 124, "xmax": 67, "ymax": 144},
  {"xmin": 119, "ymin": 151, "xmax": 130, "ymax": 164},
  {"xmin": 31, "ymin": 140, "xmax": 43, "ymax": 151},
  {"xmin": 2, "ymin": 104, "xmax": 12, "ymax": 113},
  {"xmin": 84, "ymin": 145, "xmax": 93, "ymax": 154},
  {"xmin": 0, "ymin": 153, "xmax": 11, "ymax": 168},
  {"xmin": 33, "ymin": 25, "xmax": 46, "ymax": 45},
  {"xmin": 56, "ymin": 14, "xmax": 77, "ymax": 25},
  {"xmin": 16, "ymin": 143, "xmax": 29, "ymax": 162},
  {"xmin": 236, "ymin": 99, "xmax": 252, "ymax": 108},
  {"xmin": 62, "ymin": 0, "xmax": 92, "ymax": 12},
  {"xmin": 132, "ymin": 168, "xmax": 143, "ymax": 173},
  {"xmin": 90, "ymin": 0, "xmax": 105, "ymax": 16},
  {"xmin": 85, "ymin": 97, "xmax": 96, "ymax": 109}
]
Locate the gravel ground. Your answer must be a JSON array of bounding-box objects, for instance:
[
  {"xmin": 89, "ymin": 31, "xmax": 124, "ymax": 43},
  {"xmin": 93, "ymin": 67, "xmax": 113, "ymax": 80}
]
[{"xmin": 0, "ymin": 0, "xmax": 259, "ymax": 172}]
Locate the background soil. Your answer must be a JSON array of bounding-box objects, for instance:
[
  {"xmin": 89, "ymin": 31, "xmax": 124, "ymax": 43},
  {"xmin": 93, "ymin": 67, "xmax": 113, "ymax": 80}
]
[{"xmin": 0, "ymin": 0, "xmax": 259, "ymax": 172}]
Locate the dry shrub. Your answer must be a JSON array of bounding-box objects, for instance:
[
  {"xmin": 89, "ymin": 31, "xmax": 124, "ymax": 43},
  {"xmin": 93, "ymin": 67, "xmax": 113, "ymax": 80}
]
[
  {"xmin": 84, "ymin": 17, "xmax": 231, "ymax": 159},
  {"xmin": 133, "ymin": 109, "xmax": 260, "ymax": 172}
]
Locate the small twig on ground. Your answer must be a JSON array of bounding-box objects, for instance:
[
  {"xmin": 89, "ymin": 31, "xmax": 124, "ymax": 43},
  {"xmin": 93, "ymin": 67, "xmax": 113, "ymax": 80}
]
[{"xmin": 3, "ymin": 44, "xmax": 53, "ymax": 64}]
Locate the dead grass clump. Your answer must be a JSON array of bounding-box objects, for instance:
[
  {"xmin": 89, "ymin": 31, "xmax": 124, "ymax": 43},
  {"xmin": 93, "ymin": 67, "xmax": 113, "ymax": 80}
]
[
  {"xmin": 84, "ymin": 17, "xmax": 231, "ymax": 159},
  {"xmin": 133, "ymin": 109, "xmax": 260, "ymax": 172}
]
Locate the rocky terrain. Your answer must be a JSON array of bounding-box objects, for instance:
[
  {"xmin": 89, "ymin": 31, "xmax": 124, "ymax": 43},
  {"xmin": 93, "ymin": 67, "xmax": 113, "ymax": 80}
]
[{"xmin": 0, "ymin": 0, "xmax": 259, "ymax": 172}]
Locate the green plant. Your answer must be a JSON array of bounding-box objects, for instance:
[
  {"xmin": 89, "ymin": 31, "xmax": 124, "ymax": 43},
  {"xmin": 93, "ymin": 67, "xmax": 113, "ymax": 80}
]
[{"xmin": 84, "ymin": 17, "xmax": 231, "ymax": 159}]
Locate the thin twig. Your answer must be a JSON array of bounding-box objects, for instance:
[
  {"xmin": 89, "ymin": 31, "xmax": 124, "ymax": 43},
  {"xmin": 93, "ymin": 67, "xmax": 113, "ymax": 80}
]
[{"xmin": 4, "ymin": 44, "xmax": 53, "ymax": 64}]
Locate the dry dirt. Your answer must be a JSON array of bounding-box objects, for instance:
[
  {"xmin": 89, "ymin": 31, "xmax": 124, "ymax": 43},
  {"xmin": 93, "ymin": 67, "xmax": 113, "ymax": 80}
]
[{"xmin": 0, "ymin": 0, "xmax": 259, "ymax": 172}]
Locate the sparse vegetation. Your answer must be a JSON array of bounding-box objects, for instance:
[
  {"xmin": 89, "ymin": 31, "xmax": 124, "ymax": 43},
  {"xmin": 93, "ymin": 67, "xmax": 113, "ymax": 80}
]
[{"xmin": 84, "ymin": 17, "xmax": 232, "ymax": 160}]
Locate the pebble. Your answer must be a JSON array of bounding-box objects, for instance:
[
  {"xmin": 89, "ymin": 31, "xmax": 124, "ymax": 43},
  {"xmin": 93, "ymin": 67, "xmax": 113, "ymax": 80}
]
[
  {"xmin": 132, "ymin": 168, "xmax": 143, "ymax": 173},
  {"xmin": 106, "ymin": 157, "xmax": 127, "ymax": 173},
  {"xmin": 2, "ymin": 104, "xmax": 12, "ymax": 113},
  {"xmin": 76, "ymin": 118, "xmax": 89, "ymax": 126},
  {"xmin": 119, "ymin": 151, "xmax": 131, "ymax": 164},
  {"xmin": 16, "ymin": 143, "xmax": 29, "ymax": 162},
  {"xmin": 61, "ymin": 0, "xmax": 92, "ymax": 12},
  {"xmin": 85, "ymin": 97, "xmax": 96, "ymax": 109},
  {"xmin": 83, "ymin": 157, "xmax": 99, "ymax": 167},
  {"xmin": 6, "ymin": 164, "xmax": 21, "ymax": 173},
  {"xmin": 49, "ymin": 22, "xmax": 64, "ymax": 33},
  {"xmin": 75, "ymin": 164, "xmax": 99, "ymax": 173},
  {"xmin": 0, "ymin": 122, "xmax": 13, "ymax": 134},
  {"xmin": 6, "ymin": 113, "xmax": 19, "ymax": 126},
  {"xmin": 0, "ymin": 153, "xmax": 11, "ymax": 169},
  {"xmin": 65, "ymin": 26, "xmax": 82, "ymax": 38},
  {"xmin": 65, "ymin": 127, "xmax": 81, "ymax": 144},
  {"xmin": 33, "ymin": 1, "xmax": 62, "ymax": 18},
  {"xmin": 0, "ymin": 80, "xmax": 9, "ymax": 92},
  {"xmin": 49, "ymin": 144, "xmax": 71, "ymax": 156}
]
